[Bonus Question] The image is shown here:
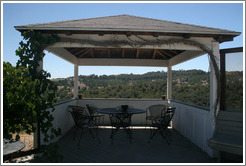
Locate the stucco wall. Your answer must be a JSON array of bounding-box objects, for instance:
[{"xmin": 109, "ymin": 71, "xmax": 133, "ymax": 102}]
[{"xmin": 40, "ymin": 99, "xmax": 77, "ymax": 144}]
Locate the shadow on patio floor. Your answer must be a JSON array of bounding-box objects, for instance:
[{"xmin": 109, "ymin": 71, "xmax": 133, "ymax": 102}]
[{"xmin": 31, "ymin": 127, "xmax": 216, "ymax": 163}]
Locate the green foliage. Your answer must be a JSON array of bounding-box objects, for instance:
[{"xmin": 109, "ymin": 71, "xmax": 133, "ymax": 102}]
[
  {"xmin": 40, "ymin": 142, "xmax": 63, "ymax": 162},
  {"xmin": 4, "ymin": 30, "xmax": 62, "ymax": 162},
  {"xmin": 3, "ymin": 62, "xmax": 37, "ymax": 139},
  {"xmin": 53, "ymin": 69, "xmax": 243, "ymax": 110},
  {"xmin": 225, "ymin": 71, "xmax": 243, "ymax": 110}
]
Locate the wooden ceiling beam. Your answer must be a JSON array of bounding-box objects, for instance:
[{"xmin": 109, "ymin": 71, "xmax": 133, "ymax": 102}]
[
  {"xmin": 78, "ymin": 48, "xmax": 91, "ymax": 57},
  {"xmin": 122, "ymin": 48, "xmax": 125, "ymax": 58},
  {"xmin": 74, "ymin": 48, "xmax": 89, "ymax": 56},
  {"xmin": 152, "ymin": 49, "xmax": 157, "ymax": 59},
  {"xmin": 159, "ymin": 50, "xmax": 173, "ymax": 58},
  {"xmin": 136, "ymin": 49, "xmax": 140, "ymax": 59},
  {"xmin": 108, "ymin": 49, "xmax": 111, "ymax": 58},
  {"xmin": 90, "ymin": 48, "xmax": 94, "ymax": 57},
  {"xmin": 72, "ymin": 48, "xmax": 82, "ymax": 52},
  {"xmin": 156, "ymin": 50, "xmax": 167, "ymax": 59},
  {"xmin": 169, "ymin": 50, "xmax": 178, "ymax": 54}
]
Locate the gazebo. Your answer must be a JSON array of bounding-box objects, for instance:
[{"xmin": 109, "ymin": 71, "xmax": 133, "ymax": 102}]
[{"xmin": 15, "ymin": 15, "xmax": 241, "ymax": 160}]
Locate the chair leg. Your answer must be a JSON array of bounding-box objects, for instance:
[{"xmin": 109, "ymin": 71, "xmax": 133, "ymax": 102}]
[
  {"xmin": 165, "ymin": 129, "xmax": 173, "ymax": 143},
  {"xmin": 78, "ymin": 128, "xmax": 84, "ymax": 147},
  {"xmin": 123, "ymin": 127, "xmax": 132, "ymax": 143},
  {"xmin": 159, "ymin": 128, "xmax": 171, "ymax": 145},
  {"xmin": 110, "ymin": 127, "xmax": 119, "ymax": 139},
  {"xmin": 110, "ymin": 127, "xmax": 115, "ymax": 144},
  {"xmin": 95, "ymin": 127, "xmax": 101, "ymax": 144},
  {"xmin": 88, "ymin": 128, "xmax": 95, "ymax": 138},
  {"xmin": 73, "ymin": 127, "xmax": 77, "ymax": 140},
  {"xmin": 148, "ymin": 127, "xmax": 158, "ymax": 143}
]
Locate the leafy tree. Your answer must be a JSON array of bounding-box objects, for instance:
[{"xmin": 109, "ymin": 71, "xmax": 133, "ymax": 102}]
[
  {"xmin": 3, "ymin": 62, "xmax": 38, "ymax": 139},
  {"xmin": 4, "ymin": 30, "xmax": 62, "ymax": 162}
]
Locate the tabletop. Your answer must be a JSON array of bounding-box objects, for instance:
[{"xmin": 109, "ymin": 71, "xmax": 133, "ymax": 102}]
[
  {"xmin": 98, "ymin": 108, "xmax": 146, "ymax": 114},
  {"xmin": 3, "ymin": 140, "xmax": 25, "ymax": 156}
]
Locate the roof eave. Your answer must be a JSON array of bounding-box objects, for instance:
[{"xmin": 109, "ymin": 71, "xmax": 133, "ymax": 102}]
[{"xmin": 14, "ymin": 26, "xmax": 241, "ymax": 37}]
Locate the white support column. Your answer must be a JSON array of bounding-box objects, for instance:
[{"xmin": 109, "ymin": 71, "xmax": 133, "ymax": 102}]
[
  {"xmin": 74, "ymin": 65, "xmax": 79, "ymax": 99},
  {"xmin": 167, "ymin": 66, "xmax": 172, "ymax": 102},
  {"xmin": 210, "ymin": 41, "xmax": 220, "ymax": 116},
  {"xmin": 206, "ymin": 41, "xmax": 220, "ymax": 156}
]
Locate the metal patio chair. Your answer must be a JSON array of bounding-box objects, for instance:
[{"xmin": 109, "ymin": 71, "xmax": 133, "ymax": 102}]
[
  {"xmin": 86, "ymin": 104, "xmax": 104, "ymax": 125},
  {"xmin": 109, "ymin": 105, "xmax": 134, "ymax": 143},
  {"xmin": 68, "ymin": 105, "xmax": 100, "ymax": 146},
  {"xmin": 145, "ymin": 104, "xmax": 167, "ymax": 128},
  {"xmin": 148, "ymin": 107, "xmax": 176, "ymax": 145},
  {"xmin": 109, "ymin": 113, "xmax": 133, "ymax": 143}
]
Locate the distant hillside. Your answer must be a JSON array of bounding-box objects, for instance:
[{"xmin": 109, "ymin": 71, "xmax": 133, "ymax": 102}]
[{"xmin": 52, "ymin": 70, "xmax": 243, "ymax": 110}]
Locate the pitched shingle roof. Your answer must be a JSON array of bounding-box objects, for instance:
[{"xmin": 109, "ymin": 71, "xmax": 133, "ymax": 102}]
[{"xmin": 15, "ymin": 14, "xmax": 240, "ymax": 36}]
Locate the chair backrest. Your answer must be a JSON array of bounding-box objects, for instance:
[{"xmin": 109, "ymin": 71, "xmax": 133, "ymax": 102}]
[
  {"xmin": 109, "ymin": 114, "xmax": 132, "ymax": 128},
  {"xmin": 69, "ymin": 105, "xmax": 91, "ymax": 126},
  {"xmin": 156, "ymin": 108, "xmax": 175, "ymax": 127},
  {"xmin": 146, "ymin": 104, "xmax": 167, "ymax": 117},
  {"xmin": 165, "ymin": 108, "xmax": 175, "ymax": 123},
  {"xmin": 86, "ymin": 104, "xmax": 98, "ymax": 115},
  {"xmin": 69, "ymin": 105, "xmax": 88, "ymax": 115}
]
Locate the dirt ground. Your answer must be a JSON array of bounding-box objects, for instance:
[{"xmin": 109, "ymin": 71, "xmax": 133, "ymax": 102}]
[{"xmin": 12, "ymin": 133, "xmax": 34, "ymax": 151}]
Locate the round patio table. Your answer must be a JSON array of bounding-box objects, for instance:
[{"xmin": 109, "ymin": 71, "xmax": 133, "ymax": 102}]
[
  {"xmin": 98, "ymin": 107, "xmax": 146, "ymax": 142},
  {"xmin": 98, "ymin": 108, "xmax": 146, "ymax": 114},
  {"xmin": 3, "ymin": 140, "xmax": 25, "ymax": 161}
]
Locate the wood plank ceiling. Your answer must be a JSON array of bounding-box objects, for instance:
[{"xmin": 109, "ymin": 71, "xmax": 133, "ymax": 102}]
[{"xmin": 65, "ymin": 48, "xmax": 184, "ymax": 60}]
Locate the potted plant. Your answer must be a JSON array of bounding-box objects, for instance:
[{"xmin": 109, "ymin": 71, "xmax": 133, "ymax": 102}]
[
  {"xmin": 121, "ymin": 105, "xmax": 129, "ymax": 112},
  {"xmin": 161, "ymin": 95, "xmax": 166, "ymax": 100}
]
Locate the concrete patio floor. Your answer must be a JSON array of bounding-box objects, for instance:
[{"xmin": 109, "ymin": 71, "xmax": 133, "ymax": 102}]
[{"xmin": 33, "ymin": 127, "xmax": 216, "ymax": 163}]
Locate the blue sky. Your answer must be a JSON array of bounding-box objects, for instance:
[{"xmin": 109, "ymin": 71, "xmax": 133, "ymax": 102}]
[{"xmin": 2, "ymin": 2, "xmax": 244, "ymax": 78}]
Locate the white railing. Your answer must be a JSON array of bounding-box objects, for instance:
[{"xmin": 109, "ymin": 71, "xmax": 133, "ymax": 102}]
[
  {"xmin": 171, "ymin": 100, "xmax": 213, "ymax": 156},
  {"xmin": 44, "ymin": 98, "xmax": 214, "ymax": 156}
]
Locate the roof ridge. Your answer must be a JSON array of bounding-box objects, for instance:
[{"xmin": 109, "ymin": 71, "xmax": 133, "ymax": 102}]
[
  {"xmin": 20, "ymin": 14, "xmax": 128, "ymax": 27},
  {"xmin": 18, "ymin": 14, "xmax": 237, "ymax": 33},
  {"xmin": 15, "ymin": 14, "xmax": 240, "ymax": 37}
]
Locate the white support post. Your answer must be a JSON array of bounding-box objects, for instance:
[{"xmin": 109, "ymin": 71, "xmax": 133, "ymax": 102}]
[
  {"xmin": 167, "ymin": 66, "xmax": 172, "ymax": 103},
  {"xmin": 210, "ymin": 41, "xmax": 220, "ymax": 117},
  {"xmin": 74, "ymin": 65, "xmax": 79, "ymax": 99},
  {"xmin": 206, "ymin": 41, "xmax": 220, "ymax": 156}
]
